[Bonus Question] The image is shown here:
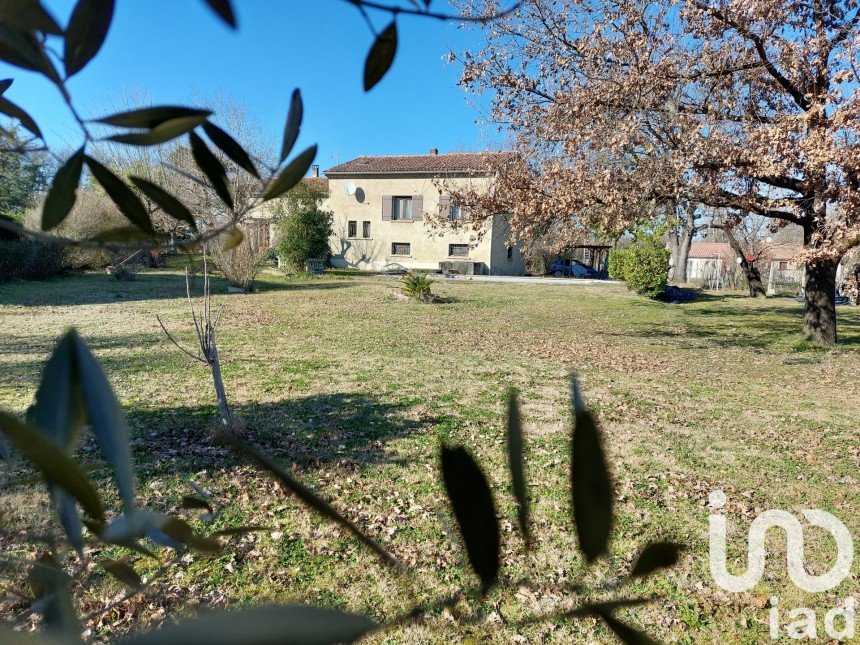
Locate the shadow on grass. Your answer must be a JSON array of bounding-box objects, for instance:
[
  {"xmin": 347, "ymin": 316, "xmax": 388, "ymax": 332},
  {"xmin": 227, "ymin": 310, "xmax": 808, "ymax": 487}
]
[
  {"xmin": 0, "ymin": 271, "xmax": 356, "ymax": 307},
  {"xmin": 124, "ymin": 392, "xmax": 435, "ymax": 482},
  {"xmin": 623, "ymin": 295, "xmax": 860, "ymax": 350}
]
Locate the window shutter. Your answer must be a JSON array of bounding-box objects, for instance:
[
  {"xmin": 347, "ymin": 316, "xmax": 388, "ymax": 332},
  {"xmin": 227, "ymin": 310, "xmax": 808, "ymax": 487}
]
[
  {"xmin": 412, "ymin": 195, "xmax": 423, "ymax": 221},
  {"xmin": 382, "ymin": 196, "xmax": 393, "ymax": 221},
  {"xmin": 439, "ymin": 194, "xmax": 451, "ymax": 219}
]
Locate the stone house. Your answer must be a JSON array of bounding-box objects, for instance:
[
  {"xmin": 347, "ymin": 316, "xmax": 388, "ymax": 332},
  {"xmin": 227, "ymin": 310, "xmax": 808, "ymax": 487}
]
[{"xmin": 320, "ymin": 150, "xmax": 525, "ymax": 275}]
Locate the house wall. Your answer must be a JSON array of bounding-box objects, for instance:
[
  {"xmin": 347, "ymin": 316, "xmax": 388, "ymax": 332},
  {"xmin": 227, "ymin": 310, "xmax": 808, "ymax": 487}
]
[
  {"xmin": 687, "ymin": 257, "xmax": 729, "ymax": 280},
  {"xmin": 323, "ymin": 174, "xmax": 523, "ymax": 275}
]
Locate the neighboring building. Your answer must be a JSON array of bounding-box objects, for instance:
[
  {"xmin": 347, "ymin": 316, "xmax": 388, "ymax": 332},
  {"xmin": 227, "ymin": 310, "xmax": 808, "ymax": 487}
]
[
  {"xmin": 322, "ymin": 150, "xmax": 525, "ymax": 275},
  {"xmin": 686, "ymin": 241, "xmax": 803, "ymax": 283},
  {"xmin": 686, "ymin": 242, "xmax": 735, "ymax": 281}
]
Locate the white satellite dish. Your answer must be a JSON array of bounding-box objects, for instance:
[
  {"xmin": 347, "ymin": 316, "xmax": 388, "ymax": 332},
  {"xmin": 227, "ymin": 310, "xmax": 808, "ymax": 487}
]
[{"xmin": 345, "ymin": 182, "xmax": 357, "ymax": 196}]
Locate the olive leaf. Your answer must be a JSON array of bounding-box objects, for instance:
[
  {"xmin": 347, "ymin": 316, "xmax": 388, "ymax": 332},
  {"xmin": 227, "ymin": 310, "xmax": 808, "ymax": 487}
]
[
  {"xmin": 25, "ymin": 331, "xmax": 87, "ymax": 554},
  {"xmin": 0, "ymin": 78, "xmax": 11, "ymax": 95},
  {"xmin": 92, "ymin": 227, "xmax": 162, "ymax": 243},
  {"xmin": 221, "ymin": 226, "xmax": 243, "ymax": 251},
  {"xmin": 27, "ymin": 553, "xmax": 79, "ymax": 636},
  {"xmin": 203, "ymin": 121, "xmax": 258, "ymax": 178},
  {"xmin": 85, "ymin": 156, "xmax": 153, "ymax": 233},
  {"xmin": 0, "ymin": 411, "xmax": 104, "ymax": 523},
  {"xmin": 64, "ymin": 0, "xmax": 114, "ymax": 77},
  {"xmin": 106, "ymin": 114, "xmax": 208, "ymax": 146},
  {"xmin": 571, "ymin": 376, "xmax": 613, "ymax": 563},
  {"xmin": 262, "ymin": 144, "xmax": 317, "ymax": 201},
  {"xmin": 71, "ymin": 330, "xmax": 137, "ymax": 513},
  {"xmin": 160, "ymin": 517, "xmax": 222, "ymax": 553},
  {"xmin": 0, "ymin": 95, "xmax": 42, "ymax": 138},
  {"xmin": 0, "ymin": 24, "xmax": 57, "ymax": 78},
  {"xmin": 440, "ymin": 445, "xmax": 500, "ymax": 594},
  {"xmin": 189, "ymin": 131, "xmax": 234, "ymax": 209},
  {"xmin": 97, "ymin": 106, "xmax": 212, "ymax": 129},
  {"xmin": 42, "ymin": 147, "xmax": 84, "ymax": 230},
  {"xmin": 129, "ymin": 176, "xmax": 197, "ymax": 231},
  {"xmin": 364, "ymin": 21, "xmax": 398, "ymax": 91},
  {"xmin": 280, "ymin": 88, "xmax": 303, "ymax": 164},
  {"xmin": 0, "ymin": 1, "xmax": 62, "ymax": 35},
  {"xmin": 202, "ymin": 0, "xmax": 236, "ymax": 28}
]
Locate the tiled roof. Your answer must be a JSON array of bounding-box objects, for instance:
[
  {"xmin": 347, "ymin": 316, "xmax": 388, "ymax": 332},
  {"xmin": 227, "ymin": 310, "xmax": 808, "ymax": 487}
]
[
  {"xmin": 688, "ymin": 242, "xmax": 734, "ymax": 259},
  {"xmin": 688, "ymin": 241, "xmax": 803, "ymax": 261},
  {"xmin": 325, "ymin": 152, "xmax": 511, "ymax": 176},
  {"xmin": 766, "ymin": 244, "xmax": 803, "ymax": 261},
  {"xmin": 301, "ymin": 177, "xmax": 329, "ymax": 191}
]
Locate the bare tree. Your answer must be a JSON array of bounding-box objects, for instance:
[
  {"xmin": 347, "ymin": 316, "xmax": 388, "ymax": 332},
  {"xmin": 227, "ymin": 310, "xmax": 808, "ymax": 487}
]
[{"xmin": 156, "ymin": 253, "xmax": 233, "ymax": 428}]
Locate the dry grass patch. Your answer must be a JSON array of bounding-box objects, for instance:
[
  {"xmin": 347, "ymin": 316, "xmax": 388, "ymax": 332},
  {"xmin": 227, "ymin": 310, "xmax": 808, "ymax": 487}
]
[{"xmin": 0, "ymin": 270, "xmax": 858, "ymax": 642}]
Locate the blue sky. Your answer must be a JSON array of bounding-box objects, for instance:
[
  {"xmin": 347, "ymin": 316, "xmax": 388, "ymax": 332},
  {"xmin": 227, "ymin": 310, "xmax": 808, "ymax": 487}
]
[{"xmin": 0, "ymin": 0, "xmax": 506, "ymax": 171}]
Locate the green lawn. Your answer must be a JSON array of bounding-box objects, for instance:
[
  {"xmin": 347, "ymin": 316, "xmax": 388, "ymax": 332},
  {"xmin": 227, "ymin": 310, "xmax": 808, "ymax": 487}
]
[{"xmin": 1, "ymin": 269, "xmax": 858, "ymax": 643}]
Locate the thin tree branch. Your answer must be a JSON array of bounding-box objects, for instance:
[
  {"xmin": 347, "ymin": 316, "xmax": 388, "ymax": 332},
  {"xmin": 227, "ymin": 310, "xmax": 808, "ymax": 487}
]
[{"xmin": 155, "ymin": 314, "xmax": 206, "ymax": 364}]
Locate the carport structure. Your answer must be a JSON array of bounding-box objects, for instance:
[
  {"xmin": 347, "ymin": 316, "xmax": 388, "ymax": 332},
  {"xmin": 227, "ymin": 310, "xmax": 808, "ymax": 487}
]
[{"xmin": 569, "ymin": 243, "xmax": 612, "ymax": 276}]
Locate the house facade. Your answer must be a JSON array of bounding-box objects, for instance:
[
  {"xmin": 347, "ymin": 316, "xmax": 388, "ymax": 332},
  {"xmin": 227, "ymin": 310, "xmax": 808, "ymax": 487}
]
[
  {"xmin": 321, "ymin": 151, "xmax": 525, "ymax": 275},
  {"xmin": 686, "ymin": 241, "xmax": 804, "ymax": 286}
]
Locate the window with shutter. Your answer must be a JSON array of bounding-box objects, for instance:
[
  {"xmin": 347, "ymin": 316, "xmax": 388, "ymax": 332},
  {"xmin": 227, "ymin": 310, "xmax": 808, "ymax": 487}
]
[
  {"xmin": 392, "ymin": 196, "xmax": 413, "ymax": 220},
  {"xmin": 439, "ymin": 194, "xmax": 451, "ymax": 219},
  {"xmin": 412, "ymin": 195, "xmax": 423, "ymax": 221},
  {"xmin": 382, "ymin": 195, "xmax": 393, "ymax": 221}
]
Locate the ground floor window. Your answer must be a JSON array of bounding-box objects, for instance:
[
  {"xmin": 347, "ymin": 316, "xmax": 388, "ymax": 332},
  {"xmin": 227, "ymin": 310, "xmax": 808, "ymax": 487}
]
[
  {"xmin": 347, "ymin": 220, "xmax": 357, "ymax": 237},
  {"xmin": 363, "ymin": 221, "xmax": 371, "ymax": 238},
  {"xmin": 449, "ymin": 244, "xmax": 469, "ymax": 257},
  {"xmin": 507, "ymin": 246, "xmax": 513, "ymax": 260},
  {"xmin": 392, "ymin": 242, "xmax": 411, "ymax": 256}
]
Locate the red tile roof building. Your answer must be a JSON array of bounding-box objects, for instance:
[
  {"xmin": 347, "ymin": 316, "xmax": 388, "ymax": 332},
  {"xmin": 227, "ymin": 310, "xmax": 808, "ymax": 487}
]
[{"xmin": 325, "ymin": 152, "xmax": 511, "ymax": 176}]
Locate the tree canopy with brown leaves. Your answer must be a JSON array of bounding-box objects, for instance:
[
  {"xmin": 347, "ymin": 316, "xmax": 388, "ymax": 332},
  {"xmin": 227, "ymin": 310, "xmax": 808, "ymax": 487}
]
[{"xmin": 452, "ymin": 0, "xmax": 860, "ymax": 345}]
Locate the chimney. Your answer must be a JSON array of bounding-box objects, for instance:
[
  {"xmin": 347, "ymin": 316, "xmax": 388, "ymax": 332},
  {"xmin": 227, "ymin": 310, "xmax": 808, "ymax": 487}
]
[
  {"xmin": 429, "ymin": 147, "xmax": 438, "ymax": 155},
  {"xmin": 311, "ymin": 164, "xmax": 319, "ymax": 178}
]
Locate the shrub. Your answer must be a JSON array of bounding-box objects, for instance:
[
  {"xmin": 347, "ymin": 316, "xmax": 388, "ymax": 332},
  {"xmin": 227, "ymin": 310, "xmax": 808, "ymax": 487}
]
[
  {"xmin": 0, "ymin": 239, "xmax": 64, "ymax": 282},
  {"xmin": 275, "ymin": 184, "xmax": 334, "ymax": 269},
  {"xmin": 111, "ymin": 264, "xmax": 138, "ymax": 281},
  {"xmin": 208, "ymin": 232, "xmax": 269, "ymax": 292},
  {"xmin": 400, "ymin": 270, "xmax": 435, "ymax": 302},
  {"xmin": 622, "ymin": 238, "xmax": 670, "ymax": 297},
  {"xmin": 607, "ymin": 248, "xmax": 629, "ymax": 280},
  {"xmin": 24, "ymin": 191, "xmax": 128, "ymax": 270}
]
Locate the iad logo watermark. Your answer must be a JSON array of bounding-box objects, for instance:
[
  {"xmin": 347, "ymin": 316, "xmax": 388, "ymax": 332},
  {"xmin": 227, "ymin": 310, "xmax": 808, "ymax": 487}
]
[{"xmin": 708, "ymin": 490, "xmax": 856, "ymax": 640}]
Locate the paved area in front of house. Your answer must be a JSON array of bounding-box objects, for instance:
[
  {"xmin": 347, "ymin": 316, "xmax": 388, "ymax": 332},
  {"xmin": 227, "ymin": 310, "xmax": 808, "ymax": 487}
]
[{"xmin": 438, "ymin": 274, "xmax": 621, "ymax": 286}]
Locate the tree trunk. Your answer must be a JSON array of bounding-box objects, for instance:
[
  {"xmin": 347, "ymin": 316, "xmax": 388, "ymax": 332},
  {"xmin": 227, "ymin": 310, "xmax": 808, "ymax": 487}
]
[
  {"xmin": 667, "ymin": 208, "xmax": 694, "ymax": 284},
  {"xmin": 743, "ymin": 262, "xmax": 767, "ymax": 297},
  {"xmin": 675, "ymin": 227, "xmax": 692, "ymax": 284},
  {"xmin": 803, "ymin": 259, "xmax": 838, "ymax": 346},
  {"xmin": 722, "ymin": 228, "xmax": 766, "ymax": 297},
  {"xmin": 206, "ymin": 334, "xmax": 232, "ymax": 426}
]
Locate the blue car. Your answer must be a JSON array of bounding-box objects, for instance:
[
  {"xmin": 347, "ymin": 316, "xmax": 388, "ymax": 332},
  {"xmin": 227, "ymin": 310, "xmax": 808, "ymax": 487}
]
[{"xmin": 548, "ymin": 258, "xmax": 601, "ymax": 279}]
